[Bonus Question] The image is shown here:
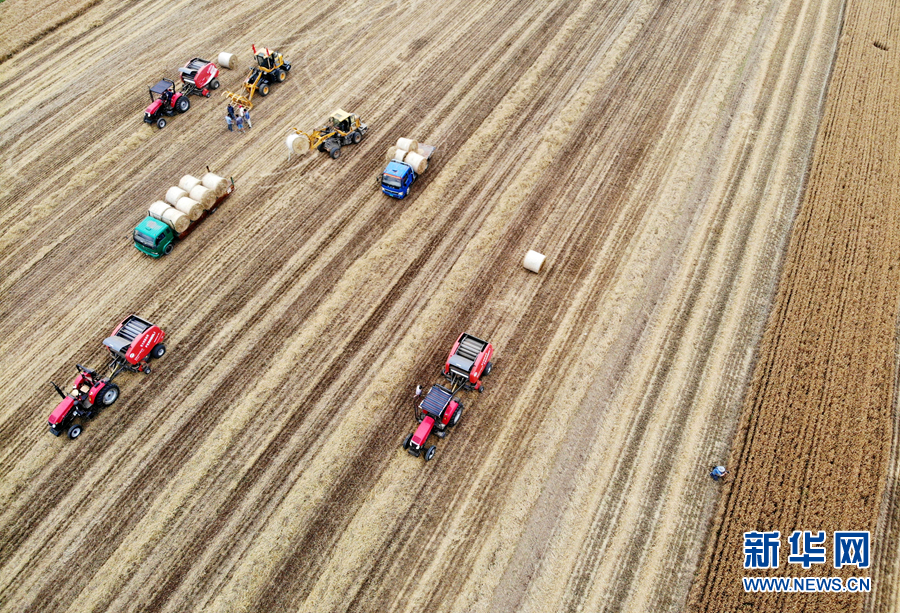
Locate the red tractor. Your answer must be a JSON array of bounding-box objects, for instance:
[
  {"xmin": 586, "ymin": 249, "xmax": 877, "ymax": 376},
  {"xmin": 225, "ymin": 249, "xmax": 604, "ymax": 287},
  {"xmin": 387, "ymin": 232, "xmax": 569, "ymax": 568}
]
[
  {"xmin": 143, "ymin": 79, "xmax": 190, "ymax": 129},
  {"xmin": 178, "ymin": 58, "xmax": 220, "ymax": 97},
  {"xmin": 48, "ymin": 315, "xmax": 166, "ymax": 439},
  {"xmin": 403, "ymin": 333, "xmax": 494, "ymax": 461}
]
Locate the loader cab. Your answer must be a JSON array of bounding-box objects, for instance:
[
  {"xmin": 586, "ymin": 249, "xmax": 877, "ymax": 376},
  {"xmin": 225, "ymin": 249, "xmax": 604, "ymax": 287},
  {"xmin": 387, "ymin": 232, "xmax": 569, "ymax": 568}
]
[
  {"xmin": 256, "ymin": 50, "xmax": 277, "ymax": 70},
  {"xmin": 329, "ymin": 109, "xmax": 356, "ymax": 133},
  {"xmin": 133, "ymin": 216, "xmax": 175, "ymax": 257}
]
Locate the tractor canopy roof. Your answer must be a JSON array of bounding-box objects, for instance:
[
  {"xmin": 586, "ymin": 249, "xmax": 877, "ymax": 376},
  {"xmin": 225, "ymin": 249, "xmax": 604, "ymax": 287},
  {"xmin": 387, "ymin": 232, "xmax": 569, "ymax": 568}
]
[
  {"xmin": 330, "ymin": 108, "xmax": 353, "ymax": 123},
  {"xmin": 135, "ymin": 216, "xmax": 170, "ymax": 240},
  {"xmin": 384, "ymin": 160, "xmax": 411, "ymax": 177},
  {"xmin": 150, "ymin": 79, "xmax": 176, "ymax": 94}
]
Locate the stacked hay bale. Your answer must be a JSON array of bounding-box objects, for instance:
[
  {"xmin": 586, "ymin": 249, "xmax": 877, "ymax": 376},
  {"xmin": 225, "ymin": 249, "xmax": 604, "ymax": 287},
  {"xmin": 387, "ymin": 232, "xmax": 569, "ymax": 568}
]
[{"xmin": 146, "ymin": 172, "xmax": 229, "ymax": 235}]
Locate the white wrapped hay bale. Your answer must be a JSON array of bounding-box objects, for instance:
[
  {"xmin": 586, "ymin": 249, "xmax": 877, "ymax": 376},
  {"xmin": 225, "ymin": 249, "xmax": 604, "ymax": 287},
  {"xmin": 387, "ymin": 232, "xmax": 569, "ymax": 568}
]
[
  {"xmin": 523, "ymin": 250, "xmax": 546, "ymax": 273},
  {"xmin": 165, "ymin": 186, "xmax": 188, "ymax": 206},
  {"xmin": 405, "ymin": 151, "xmax": 428, "ymax": 174},
  {"xmin": 162, "ymin": 208, "xmax": 190, "ymax": 233},
  {"xmin": 396, "ymin": 137, "xmax": 418, "ymax": 152},
  {"xmin": 286, "ymin": 133, "xmax": 310, "ymax": 156},
  {"xmin": 149, "ymin": 201, "xmax": 174, "ymax": 222},
  {"xmin": 179, "ymin": 175, "xmax": 202, "ymax": 192},
  {"xmin": 175, "ymin": 197, "xmax": 203, "ymax": 221},
  {"xmin": 392, "ymin": 149, "xmax": 407, "ymax": 163},
  {"xmin": 189, "ymin": 185, "xmax": 215, "ymax": 209},
  {"xmin": 386, "ymin": 146, "xmax": 398, "ymax": 161},
  {"xmin": 201, "ymin": 172, "xmax": 228, "ymax": 197},
  {"xmin": 218, "ymin": 52, "xmax": 235, "ymax": 69}
]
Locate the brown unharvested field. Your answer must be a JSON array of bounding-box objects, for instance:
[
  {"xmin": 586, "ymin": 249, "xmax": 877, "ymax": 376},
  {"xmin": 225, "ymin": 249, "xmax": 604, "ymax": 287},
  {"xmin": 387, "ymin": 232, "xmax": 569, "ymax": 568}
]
[{"xmin": 0, "ymin": 0, "xmax": 895, "ymax": 611}]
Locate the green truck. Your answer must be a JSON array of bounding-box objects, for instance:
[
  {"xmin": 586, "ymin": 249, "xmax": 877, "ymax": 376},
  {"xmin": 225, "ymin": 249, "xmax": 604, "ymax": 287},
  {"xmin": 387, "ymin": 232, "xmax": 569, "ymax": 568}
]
[{"xmin": 133, "ymin": 178, "xmax": 234, "ymax": 257}]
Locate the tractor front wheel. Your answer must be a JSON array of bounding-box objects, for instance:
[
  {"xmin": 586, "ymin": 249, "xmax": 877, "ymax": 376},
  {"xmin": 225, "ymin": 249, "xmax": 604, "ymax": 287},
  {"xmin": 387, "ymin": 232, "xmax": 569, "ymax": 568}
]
[
  {"xmin": 425, "ymin": 446, "xmax": 437, "ymax": 462},
  {"xmin": 351, "ymin": 130, "xmax": 362, "ymax": 144},
  {"xmin": 259, "ymin": 84, "xmax": 270, "ymax": 96},
  {"xmin": 150, "ymin": 343, "xmax": 166, "ymax": 359},
  {"xmin": 329, "ymin": 146, "xmax": 342, "ymax": 159},
  {"xmin": 157, "ymin": 118, "xmax": 167, "ymax": 129},
  {"xmin": 67, "ymin": 424, "xmax": 83, "ymax": 439},
  {"xmin": 402, "ymin": 434, "xmax": 412, "ymax": 450},
  {"xmin": 99, "ymin": 383, "xmax": 120, "ymax": 407},
  {"xmin": 274, "ymin": 69, "xmax": 286, "ymax": 82}
]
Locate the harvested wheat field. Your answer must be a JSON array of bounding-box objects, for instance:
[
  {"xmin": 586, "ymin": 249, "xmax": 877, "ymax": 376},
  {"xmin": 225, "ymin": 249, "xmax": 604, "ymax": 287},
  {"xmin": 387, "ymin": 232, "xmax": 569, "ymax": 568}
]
[{"xmin": 0, "ymin": 0, "xmax": 896, "ymax": 610}]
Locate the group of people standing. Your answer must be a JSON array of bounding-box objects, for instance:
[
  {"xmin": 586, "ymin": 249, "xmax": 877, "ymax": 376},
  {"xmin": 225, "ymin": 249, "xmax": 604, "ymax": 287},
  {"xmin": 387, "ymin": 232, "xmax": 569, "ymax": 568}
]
[{"xmin": 226, "ymin": 103, "xmax": 251, "ymax": 132}]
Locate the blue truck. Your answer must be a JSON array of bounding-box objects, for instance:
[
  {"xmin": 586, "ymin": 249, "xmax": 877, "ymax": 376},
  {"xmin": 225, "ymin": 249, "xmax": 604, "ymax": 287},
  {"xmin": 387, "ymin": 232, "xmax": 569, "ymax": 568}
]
[{"xmin": 380, "ymin": 143, "xmax": 435, "ymax": 199}]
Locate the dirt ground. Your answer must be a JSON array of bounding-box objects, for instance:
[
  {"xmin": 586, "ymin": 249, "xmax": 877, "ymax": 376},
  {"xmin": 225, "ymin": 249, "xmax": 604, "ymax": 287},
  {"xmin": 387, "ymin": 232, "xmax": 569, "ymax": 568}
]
[{"xmin": 0, "ymin": 0, "xmax": 888, "ymax": 611}]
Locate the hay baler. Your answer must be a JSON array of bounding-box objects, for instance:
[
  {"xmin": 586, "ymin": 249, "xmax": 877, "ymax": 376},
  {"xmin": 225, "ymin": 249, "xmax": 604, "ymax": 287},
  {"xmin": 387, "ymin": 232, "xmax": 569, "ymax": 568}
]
[
  {"xmin": 47, "ymin": 315, "xmax": 166, "ymax": 439},
  {"xmin": 179, "ymin": 58, "xmax": 220, "ymax": 97},
  {"xmin": 402, "ymin": 332, "xmax": 494, "ymax": 461}
]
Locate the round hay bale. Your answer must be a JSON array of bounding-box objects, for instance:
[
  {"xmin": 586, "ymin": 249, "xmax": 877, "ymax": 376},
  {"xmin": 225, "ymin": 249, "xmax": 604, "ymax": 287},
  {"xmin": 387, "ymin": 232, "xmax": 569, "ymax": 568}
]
[
  {"xmin": 392, "ymin": 149, "xmax": 407, "ymax": 163},
  {"xmin": 396, "ymin": 137, "xmax": 418, "ymax": 152},
  {"xmin": 218, "ymin": 52, "xmax": 235, "ymax": 69},
  {"xmin": 201, "ymin": 173, "xmax": 228, "ymax": 197},
  {"xmin": 286, "ymin": 133, "xmax": 310, "ymax": 155},
  {"xmin": 523, "ymin": 250, "xmax": 546, "ymax": 273},
  {"xmin": 175, "ymin": 197, "xmax": 203, "ymax": 221},
  {"xmin": 405, "ymin": 151, "xmax": 428, "ymax": 174},
  {"xmin": 165, "ymin": 186, "xmax": 188, "ymax": 206},
  {"xmin": 179, "ymin": 175, "xmax": 202, "ymax": 192},
  {"xmin": 161, "ymin": 208, "xmax": 190, "ymax": 233},
  {"xmin": 386, "ymin": 145, "xmax": 398, "ymax": 161},
  {"xmin": 189, "ymin": 185, "xmax": 216, "ymax": 209},
  {"xmin": 149, "ymin": 201, "xmax": 174, "ymax": 222}
]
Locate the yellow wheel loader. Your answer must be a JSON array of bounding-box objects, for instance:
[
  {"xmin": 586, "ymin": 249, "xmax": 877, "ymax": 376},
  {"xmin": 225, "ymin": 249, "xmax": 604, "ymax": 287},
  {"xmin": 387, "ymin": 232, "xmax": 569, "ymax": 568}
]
[{"xmin": 223, "ymin": 45, "xmax": 291, "ymax": 109}]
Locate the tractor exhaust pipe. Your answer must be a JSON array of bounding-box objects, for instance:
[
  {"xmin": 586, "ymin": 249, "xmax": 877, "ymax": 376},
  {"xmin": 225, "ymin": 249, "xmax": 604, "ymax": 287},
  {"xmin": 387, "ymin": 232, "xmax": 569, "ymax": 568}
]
[{"xmin": 51, "ymin": 381, "xmax": 65, "ymax": 399}]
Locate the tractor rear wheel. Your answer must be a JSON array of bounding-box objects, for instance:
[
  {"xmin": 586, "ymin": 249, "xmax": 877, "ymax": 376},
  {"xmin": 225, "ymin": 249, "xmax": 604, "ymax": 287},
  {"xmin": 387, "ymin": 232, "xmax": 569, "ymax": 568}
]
[
  {"xmin": 449, "ymin": 405, "xmax": 463, "ymax": 427},
  {"xmin": 425, "ymin": 446, "xmax": 437, "ymax": 462},
  {"xmin": 157, "ymin": 118, "xmax": 167, "ymax": 129},
  {"xmin": 99, "ymin": 383, "xmax": 120, "ymax": 407},
  {"xmin": 176, "ymin": 97, "xmax": 190, "ymax": 113},
  {"xmin": 351, "ymin": 130, "xmax": 362, "ymax": 144},
  {"xmin": 209, "ymin": 79, "xmax": 220, "ymax": 90},
  {"xmin": 402, "ymin": 434, "xmax": 412, "ymax": 449},
  {"xmin": 150, "ymin": 343, "xmax": 166, "ymax": 359},
  {"xmin": 274, "ymin": 69, "xmax": 286, "ymax": 82},
  {"xmin": 67, "ymin": 424, "xmax": 83, "ymax": 439},
  {"xmin": 259, "ymin": 84, "xmax": 270, "ymax": 96}
]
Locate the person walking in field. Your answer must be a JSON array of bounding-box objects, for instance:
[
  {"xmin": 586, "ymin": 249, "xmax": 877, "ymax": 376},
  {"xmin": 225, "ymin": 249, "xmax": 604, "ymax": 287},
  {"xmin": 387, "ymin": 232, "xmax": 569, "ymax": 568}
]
[{"xmin": 710, "ymin": 465, "xmax": 728, "ymax": 481}]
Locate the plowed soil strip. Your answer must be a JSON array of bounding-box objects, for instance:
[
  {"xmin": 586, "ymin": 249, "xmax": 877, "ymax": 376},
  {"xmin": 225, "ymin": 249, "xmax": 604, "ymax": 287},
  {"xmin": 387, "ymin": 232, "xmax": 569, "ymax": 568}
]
[{"xmin": 689, "ymin": 0, "xmax": 900, "ymax": 610}]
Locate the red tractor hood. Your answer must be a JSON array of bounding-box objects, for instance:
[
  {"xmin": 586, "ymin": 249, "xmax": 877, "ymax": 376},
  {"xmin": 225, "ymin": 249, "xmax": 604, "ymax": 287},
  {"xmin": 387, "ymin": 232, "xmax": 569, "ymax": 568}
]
[
  {"xmin": 145, "ymin": 99, "xmax": 163, "ymax": 115},
  {"xmin": 49, "ymin": 396, "xmax": 75, "ymax": 426}
]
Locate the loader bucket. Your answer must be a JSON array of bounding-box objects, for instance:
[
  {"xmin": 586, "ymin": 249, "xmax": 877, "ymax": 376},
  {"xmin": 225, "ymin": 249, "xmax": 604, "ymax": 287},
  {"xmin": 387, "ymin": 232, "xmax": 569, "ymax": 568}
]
[{"xmin": 223, "ymin": 90, "xmax": 253, "ymax": 109}]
